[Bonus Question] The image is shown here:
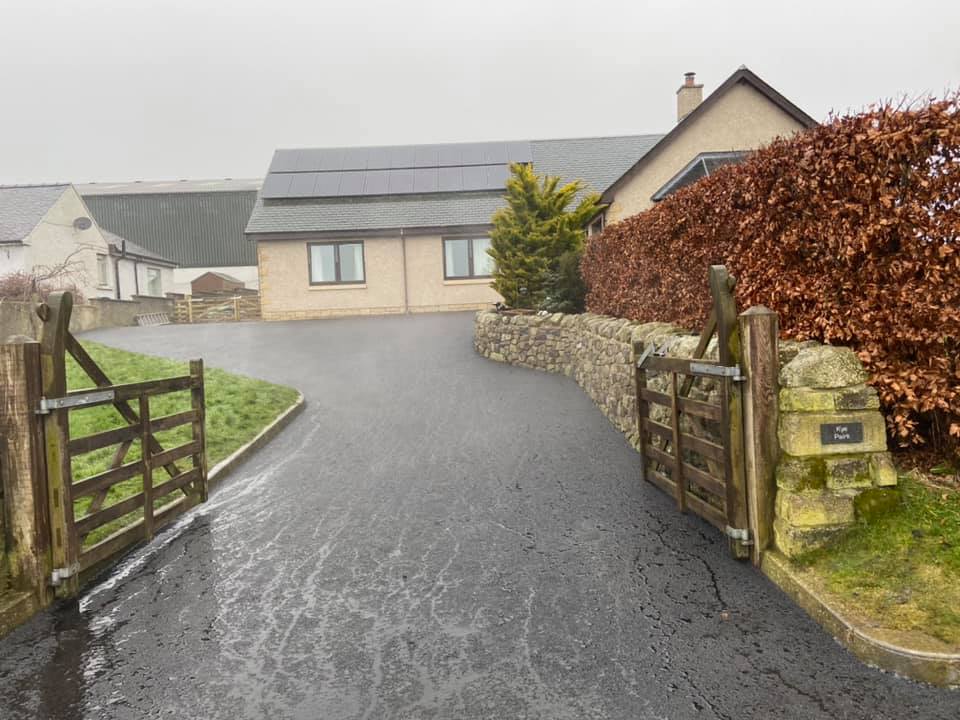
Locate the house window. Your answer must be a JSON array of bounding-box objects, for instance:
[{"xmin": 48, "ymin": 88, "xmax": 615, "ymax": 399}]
[
  {"xmin": 587, "ymin": 215, "xmax": 604, "ymax": 237},
  {"xmin": 443, "ymin": 237, "xmax": 493, "ymax": 279},
  {"xmin": 96, "ymin": 254, "xmax": 110, "ymax": 287},
  {"xmin": 146, "ymin": 267, "xmax": 162, "ymax": 296},
  {"xmin": 308, "ymin": 242, "xmax": 365, "ymax": 285}
]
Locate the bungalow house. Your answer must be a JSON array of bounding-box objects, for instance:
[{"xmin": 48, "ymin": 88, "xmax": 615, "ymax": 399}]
[
  {"xmin": 0, "ymin": 184, "xmax": 176, "ymax": 301},
  {"xmin": 245, "ymin": 66, "xmax": 814, "ymax": 321}
]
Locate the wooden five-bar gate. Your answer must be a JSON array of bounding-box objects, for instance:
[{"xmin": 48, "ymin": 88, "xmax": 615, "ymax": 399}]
[
  {"xmin": 39, "ymin": 291, "xmax": 208, "ymax": 597},
  {"xmin": 634, "ymin": 266, "xmax": 770, "ymax": 560}
]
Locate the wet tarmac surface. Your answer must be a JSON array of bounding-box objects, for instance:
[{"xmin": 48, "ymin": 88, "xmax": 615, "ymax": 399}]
[{"xmin": 1, "ymin": 313, "xmax": 958, "ymax": 719}]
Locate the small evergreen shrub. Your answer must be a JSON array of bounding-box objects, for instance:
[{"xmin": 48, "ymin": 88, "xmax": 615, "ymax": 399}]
[
  {"xmin": 541, "ymin": 249, "xmax": 587, "ymax": 313},
  {"xmin": 489, "ymin": 163, "xmax": 602, "ymax": 309}
]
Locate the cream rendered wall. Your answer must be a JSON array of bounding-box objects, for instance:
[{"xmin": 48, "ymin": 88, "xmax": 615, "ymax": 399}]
[
  {"xmin": 605, "ymin": 82, "xmax": 808, "ymax": 224},
  {"xmin": 20, "ymin": 187, "xmax": 113, "ymax": 300},
  {"xmin": 172, "ymin": 266, "xmax": 259, "ymax": 295},
  {"xmin": 404, "ymin": 235, "xmax": 502, "ymax": 313},
  {"xmin": 257, "ymin": 234, "xmax": 503, "ymax": 321},
  {"xmin": 0, "ymin": 243, "xmax": 27, "ymax": 276},
  {"xmin": 257, "ymin": 237, "xmax": 406, "ymax": 320}
]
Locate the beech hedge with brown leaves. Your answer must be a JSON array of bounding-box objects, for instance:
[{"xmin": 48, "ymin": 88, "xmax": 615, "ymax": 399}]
[{"xmin": 582, "ymin": 96, "xmax": 960, "ymax": 452}]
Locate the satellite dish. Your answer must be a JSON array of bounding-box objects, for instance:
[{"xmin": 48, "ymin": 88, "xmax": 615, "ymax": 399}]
[{"xmin": 73, "ymin": 216, "xmax": 92, "ymax": 231}]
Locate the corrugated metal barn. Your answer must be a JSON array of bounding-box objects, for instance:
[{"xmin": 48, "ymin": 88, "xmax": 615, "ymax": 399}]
[{"xmin": 79, "ymin": 179, "xmax": 259, "ymax": 268}]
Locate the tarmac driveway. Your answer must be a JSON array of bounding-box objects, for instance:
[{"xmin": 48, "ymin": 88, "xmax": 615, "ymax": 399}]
[{"xmin": 0, "ymin": 313, "xmax": 958, "ymax": 719}]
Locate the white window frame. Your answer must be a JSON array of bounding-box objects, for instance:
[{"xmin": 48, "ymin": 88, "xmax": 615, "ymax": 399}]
[
  {"xmin": 96, "ymin": 254, "xmax": 111, "ymax": 288},
  {"xmin": 145, "ymin": 266, "xmax": 162, "ymax": 296},
  {"xmin": 587, "ymin": 214, "xmax": 605, "ymax": 237}
]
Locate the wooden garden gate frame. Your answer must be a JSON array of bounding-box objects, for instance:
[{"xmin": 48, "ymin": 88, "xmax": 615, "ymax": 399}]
[
  {"xmin": 38, "ymin": 291, "xmax": 209, "ymax": 597},
  {"xmin": 634, "ymin": 266, "xmax": 780, "ymax": 563}
]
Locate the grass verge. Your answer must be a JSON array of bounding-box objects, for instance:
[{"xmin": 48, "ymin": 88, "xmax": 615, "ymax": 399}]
[
  {"xmin": 796, "ymin": 477, "xmax": 960, "ymax": 648},
  {"xmin": 68, "ymin": 341, "xmax": 300, "ymax": 547}
]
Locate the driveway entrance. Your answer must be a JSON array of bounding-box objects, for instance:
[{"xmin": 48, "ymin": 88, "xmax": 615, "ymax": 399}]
[{"xmin": 1, "ymin": 314, "xmax": 957, "ymax": 719}]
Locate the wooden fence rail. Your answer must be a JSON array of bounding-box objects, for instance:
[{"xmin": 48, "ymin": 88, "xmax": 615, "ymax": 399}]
[{"xmin": 174, "ymin": 294, "xmax": 260, "ymax": 324}]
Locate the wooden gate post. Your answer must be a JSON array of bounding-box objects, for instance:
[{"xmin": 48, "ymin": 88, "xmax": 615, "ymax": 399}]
[
  {"xmin": 709, "ymin": 266, "xmax": 751, "ymax": 560},
  {"xmin": 189, "ymin": 359, "xmax": 208, "ymax": 502},
  {"xmin": 38, "ymin": 292, "xmax": 80, "ymax": 598},
  {"xmin": 739, "ymin": 306, "xmax": 780, "ymax": 566},
  {"xmin": 0, "ymin": 340, "xmax": 52, "ymax": 610}
]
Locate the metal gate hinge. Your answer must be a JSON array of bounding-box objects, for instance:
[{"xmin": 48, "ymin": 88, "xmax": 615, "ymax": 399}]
[
  {"xmin": 37, "ymin": 389, "xmax": 115, "ymax": 415},
  {"xmin": 689, "ymin": 362, "xmax": 743, "ymax": 379},
  {"xmin": 725, "ymin": 526, "xmax": 753, "ymax": 544},
  {"xmin": 51, "ymin": 563, "xmax": 80, "ymax": 586}
]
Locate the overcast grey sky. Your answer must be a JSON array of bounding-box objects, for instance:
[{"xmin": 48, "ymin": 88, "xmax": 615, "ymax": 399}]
[{"xmin": 1, "ymin": 0, "xmax": 957, "ymax": 184}]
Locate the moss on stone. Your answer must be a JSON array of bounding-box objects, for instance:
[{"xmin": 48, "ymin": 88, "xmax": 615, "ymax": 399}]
[
  {"xmin": 776, "ymin": 456, "xmax": 827, "ymax": 491},
  {"xmin": 774, "ymin": 518, "xmax": 848, "ymax": 557},
  {"xmin": 780, "ymin": 345, "xmax": 869, "ymax": 389},
  {"xmin": 776, "ymin": 490, "xmax": 856, "ymax": 527},
  {"xmin": 854, "ymin": 487, "xmax": 901, "ymax": 521},
  {"xmin": 778, "ymin": 409, "xmax": 887, "ymax": 457},
  {"xmin": 779, "ymin": 386, "xmax": 880, "ymax": 413},
  {"xmin": 870, "ymin": 452, "xmax": 899, "ymax": 487},
  {"xmin": 825, "ymin": 456, "xmax": 873, "ymax": 490}
]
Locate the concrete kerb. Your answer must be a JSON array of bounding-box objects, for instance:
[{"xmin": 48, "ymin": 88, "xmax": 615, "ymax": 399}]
[
  {"xmin": 762, "ymin": 550, "xmax": 960, "ymax": 688},
  {"xmin": 208, "ymin": 392, "xmax": 306, "ymax": 488}
]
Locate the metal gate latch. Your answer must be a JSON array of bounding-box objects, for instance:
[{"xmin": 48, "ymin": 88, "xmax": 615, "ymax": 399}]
[
  {"xmin": 725, "ymin": 526, "xmax": 753, "ymax": 544},
  {"xmin": 51, "ymin": 564, "xmax": 80, "ymax": 586}
]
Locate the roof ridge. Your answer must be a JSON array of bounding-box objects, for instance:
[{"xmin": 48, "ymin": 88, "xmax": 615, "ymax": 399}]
[
  {"xmin": 0, "ymin": 182, "xmax": 71, "ymax": 189},
  {"xmin": 530, "ymin": 132, "xmax": 665, "ymax": 143},
  {"xmin": 275, "ymin": 133, "xmax": 665, "ymax": 153},
  {"xmin": 80, "ymin": 177, "xmax": 261, "ymax": 185}
]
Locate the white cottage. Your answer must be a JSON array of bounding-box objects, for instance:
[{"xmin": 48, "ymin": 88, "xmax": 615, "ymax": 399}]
[{"xmin": 0, "ymin": 184, "xmax": 176, "ymax": 301}]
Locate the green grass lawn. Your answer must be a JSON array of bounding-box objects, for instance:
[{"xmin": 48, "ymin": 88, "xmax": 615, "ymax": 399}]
[
  {"xmin": 67, "ymin": 341, "xmax": 300, "ymax": 546},
  {"xmin": 796, "ymin": 478, "xmax": 960, "ymax": 647}
]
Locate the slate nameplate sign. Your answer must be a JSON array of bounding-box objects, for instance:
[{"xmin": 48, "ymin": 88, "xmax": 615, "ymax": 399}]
[{"xmin": 820, "ymin": 422, "xmax": 864, "ymax": 445}]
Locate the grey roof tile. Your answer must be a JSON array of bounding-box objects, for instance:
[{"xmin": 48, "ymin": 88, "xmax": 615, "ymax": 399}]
[
  {"xmin": 246, "ymin": 192, "xmax": 506, "ymax": 235},
  {"xmin": 0, "ymin": 185, "xmax": 69, "ymax": 243},
  {"xmin": 246, "ymin": 134, "xmax": 664, "ymax": 235},
  {"xmin": 530, "ymin": 134, "xmax": 663, "ymax": 198}
]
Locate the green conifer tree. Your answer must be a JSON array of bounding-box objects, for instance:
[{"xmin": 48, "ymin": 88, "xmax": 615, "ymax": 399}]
[{"xmin": 488, "ymin": 163, "xmax": 603, "ymax": 309}]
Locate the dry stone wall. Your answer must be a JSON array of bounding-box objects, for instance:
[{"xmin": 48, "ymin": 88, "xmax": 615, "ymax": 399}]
[
  {"xmin": 474, "ymin": 310, "xmax": 716, "ymax": 446},
  {"xmin": 475, "ymin": 310, "xmax": 897, "ymax": 559}
]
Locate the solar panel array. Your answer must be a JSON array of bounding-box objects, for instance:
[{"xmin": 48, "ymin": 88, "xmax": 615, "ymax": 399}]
[{"xmin": 261, "ymin": 141, "xmax": 532, "ymax": 199}]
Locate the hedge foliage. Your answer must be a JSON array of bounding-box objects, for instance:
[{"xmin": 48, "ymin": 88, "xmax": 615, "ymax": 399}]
[{"xmin": 582, "ymin": 96, "xmax": 960, "ymax": 451}]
